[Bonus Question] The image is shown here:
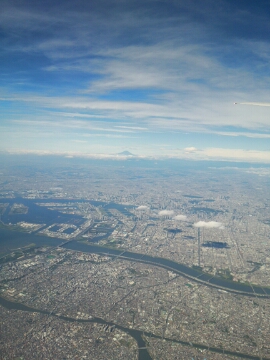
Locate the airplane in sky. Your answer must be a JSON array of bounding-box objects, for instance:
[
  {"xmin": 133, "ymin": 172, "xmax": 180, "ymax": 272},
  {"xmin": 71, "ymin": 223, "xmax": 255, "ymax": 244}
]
[{"xmin": 234, "ymin": 102, "xmax": 270, "ymax": 106}]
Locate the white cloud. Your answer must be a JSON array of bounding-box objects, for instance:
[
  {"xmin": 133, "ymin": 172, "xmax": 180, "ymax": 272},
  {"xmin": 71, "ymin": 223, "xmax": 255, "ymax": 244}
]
[
  {"xmin": 173, "ymin": 214, "xmax": 187, "ymax": 221},
  {"xmin": 137, "ymin": 205, "xmax": 149, "ymax": 210},
  {"xmin": 202, "ymin": 148, "xmax": 270, "ymax": 163},
  {"xmin": 4, "ymin": 149, "xmax": 144, "ymax": 160},
  {"xmin": 158, "ymin": 210, "xmax": 175, "ymax": 217},
  {"xmin": 213, "ymin": 131, "xmax": 270, "ymax": 139},
  {"xmin": 3, "ymin": 90, "xmax": 270, "ymax": 140},
  {"xmin": 193, "ymin": 221, "xmax": 224, "ymax": 229},
  {"xmin": 184, "ymin": 147, "xmax": 197, "ymax": 153},
  {"xmin": 115, "ymin": 126, "xmax": 148, "ymax": 131},
  {"xmin": 11, "ymin": 118, "xmax": 138, "ymax": 134},
  {"xmin": 151, "ymin": 148, "xmax": 270, "ymax": 163},
  {"xmin": 4, "ymin": 146, "xmax": 270, "ymax": 164},
  {"xmin": 239, "ymin": 102, "xmax": 270, "ymax": 107}
]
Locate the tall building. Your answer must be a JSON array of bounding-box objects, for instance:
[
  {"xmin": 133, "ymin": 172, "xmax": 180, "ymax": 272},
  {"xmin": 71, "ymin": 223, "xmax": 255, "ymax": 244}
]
[{"xmin": 198, "ymin": 227, "xmax": 201, "ymax": 267}]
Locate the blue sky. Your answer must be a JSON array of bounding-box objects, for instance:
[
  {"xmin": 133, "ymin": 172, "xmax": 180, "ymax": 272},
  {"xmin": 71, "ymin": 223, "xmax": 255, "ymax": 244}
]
[{"xmin": 1, "ymin": 0, "xmax": 270, "ymax": 162}]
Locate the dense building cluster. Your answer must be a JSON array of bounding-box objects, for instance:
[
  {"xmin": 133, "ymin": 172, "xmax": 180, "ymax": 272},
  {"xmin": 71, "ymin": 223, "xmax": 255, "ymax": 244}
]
[{"xmin": 0, "ymin": 159, "xmax": 270, "ymax": 359}]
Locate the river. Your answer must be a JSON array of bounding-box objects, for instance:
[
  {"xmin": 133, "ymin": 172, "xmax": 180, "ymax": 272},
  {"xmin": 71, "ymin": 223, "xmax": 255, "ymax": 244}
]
[
  {"xmin": 0, "ymin": 295, "xmax": 267, "ymax": 360},
  {"xmin": 62, "ymin": 241, "xmax": 270, "ymax": 298},
  {"xmin": 1, "ymin": 226, "xmax": 269, "ymax": 297}
]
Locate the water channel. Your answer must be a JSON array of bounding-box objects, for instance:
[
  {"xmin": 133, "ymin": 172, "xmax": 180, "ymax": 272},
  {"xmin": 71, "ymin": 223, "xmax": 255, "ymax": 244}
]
[{"xmin": 0, "ymin": 295, "xmax": 267, "ymax": 360}]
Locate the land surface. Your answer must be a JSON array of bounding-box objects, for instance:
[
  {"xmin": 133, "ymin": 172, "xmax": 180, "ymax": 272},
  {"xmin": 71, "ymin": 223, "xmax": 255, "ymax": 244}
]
[{"xmin": 1, "ymin": 156, "xmax": 270, "ymax": 359}]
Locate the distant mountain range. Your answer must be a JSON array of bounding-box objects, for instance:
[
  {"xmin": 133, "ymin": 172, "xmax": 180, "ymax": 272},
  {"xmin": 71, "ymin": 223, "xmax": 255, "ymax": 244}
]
[{"xmin": 117, "ymin": 151, "xmax": 135, "ymax": 156}]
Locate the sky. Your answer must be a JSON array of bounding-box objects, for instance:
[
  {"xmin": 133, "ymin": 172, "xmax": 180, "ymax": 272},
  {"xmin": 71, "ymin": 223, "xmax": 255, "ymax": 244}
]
[{"xmin": 1, "ymin": 0, "xmax": 270, "ymax": 163}]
